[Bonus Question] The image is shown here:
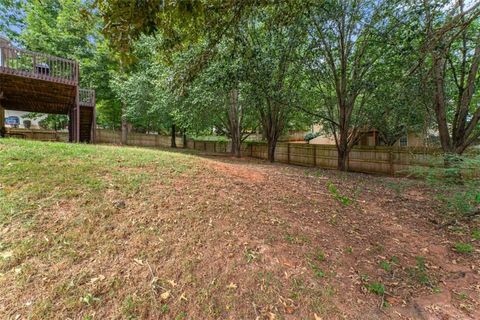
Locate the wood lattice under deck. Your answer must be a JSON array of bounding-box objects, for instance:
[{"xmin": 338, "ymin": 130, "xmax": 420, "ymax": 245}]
[{"xmin": 0, "ymin": 38, "xmax": 96, "ymax": 143}]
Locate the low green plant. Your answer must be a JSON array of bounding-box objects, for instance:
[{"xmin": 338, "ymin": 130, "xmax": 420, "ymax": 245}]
[
  {"xmin": 454, "ymin": 242, "xmax": 474, "ymax": 254},
  {"xmin": 367, "ymin": 282, "xmax": 385, "ymax": 295},
  {"xmin": 390, "ymin": 256, "xmax": 400, "ymax": 265},
  {"xmin": 472, "ymin": 229, "xmax": 480, "ymax": 240},
  {"xmin": 410, "ymin": 154, "xmax": 480, "ymax": 220},
  {"xmin": 309, "ymin": 263, "xmax": 325, "ymax": 278},
  {"xmin": 315, "ymin": 249, "xmax": 325, "ymax": 262},
  {"xmin": 327, "ymin": 181, "xmax": 352, "ymax": 206},
  {"xmin": 245, "ymin": 248, "xmax": 258, "ymax": 263},
  {"xmin": 81, "ymin": 293, "xmax": 100, "ymax": 306},
  {"xmin": 407, "ymin": 256, "xmax": 430, "ymax": 286},
  {"xmin": 379, "ymin": 260, "xmax": 392, "ymax": 272},
  {"xmin": 161, "ymin": 304, "xmax": 169, "ymax": 314}
]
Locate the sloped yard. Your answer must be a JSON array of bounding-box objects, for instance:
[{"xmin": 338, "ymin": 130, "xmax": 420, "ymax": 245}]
[{"xmin": 0, "ymin": 139, "xmax": 479, "ymax": 319}]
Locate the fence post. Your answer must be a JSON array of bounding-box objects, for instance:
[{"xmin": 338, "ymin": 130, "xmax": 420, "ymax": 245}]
[
  {"xmin": 389, "ymin": 149, "xmax": 395, "ymax": 176},
  {"xmin": 313, "ymin": 145, "xmax": 317, "ymax": 167},
  {"xmin": 204, "ymin": 141, "xmax": 207, "ymax": 151},
  {"xmin": 287, "ymin": 143, "xmax": 291, "ymax": 164},
  {"xmin": 193, "ymin": 140, "xmax": 196, "ymax": 150},
  {"xmin": 214, "ymin": 141, "xmax": 216, "ymax": 153}
]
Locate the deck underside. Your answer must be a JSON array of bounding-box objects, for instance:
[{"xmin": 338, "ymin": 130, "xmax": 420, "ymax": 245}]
[{"xmin": 0, "ymin": 72, "xmax": 75, "ymax": 114}]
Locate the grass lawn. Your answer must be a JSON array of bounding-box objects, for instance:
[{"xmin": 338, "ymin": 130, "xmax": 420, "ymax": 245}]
[{"xmin": 0, "ymin": 139, "xmax": 479, "ymax": 319}]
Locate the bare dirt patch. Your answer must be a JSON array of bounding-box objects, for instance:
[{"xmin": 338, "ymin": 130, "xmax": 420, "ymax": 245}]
[{"xmin": 1, "ymin": 150, "xmax": 479, "ymax": 319}]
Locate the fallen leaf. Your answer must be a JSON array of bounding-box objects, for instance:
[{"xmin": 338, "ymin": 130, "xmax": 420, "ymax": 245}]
[
  {"xmin": 179, "ymin": 292, "xmax": 187, "ymax": 301},
  {"xmin": 133, "ymin": 258, "xmax": 144, "ymax": 266},
  {"xmin": 160, "ymin": 290, "xmax": 170, "ymax": 301},
  {"xmin": 314, "ymin": 313, "xmax": 322, "ymax": 320},
  {"xmin": 226, "ymin": 282, "xmax": 237, "ymax": 289},
  {"xmin": 285, "ymin": 306, "xmax": 295, "ymax": 314},
  {"xmin": 167, "ymin": 279, "xmax": 177, "ymax": 287}
]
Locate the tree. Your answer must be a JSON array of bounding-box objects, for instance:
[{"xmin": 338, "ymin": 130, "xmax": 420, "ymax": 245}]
[
  {"xmin": 304, "ymin": 0, "xmax": 398, "ymax": 170},
  {"xmin": 181, "ymin": 38, "xmax": 261, "ymax": 157},
  {"xmin": 0, "ymin": 0, "xmax": 24, "ymax": 39},
  {"xmin": 366, "ymin": 18, "xmax": 430, "ymax": 146},
  {"xmin": 239, "ymin": 6, "xmax": 306, "ymax": 162},
  {"xmin": 418, "ymin": 0, "xmax": 480, "ymax": 155}
]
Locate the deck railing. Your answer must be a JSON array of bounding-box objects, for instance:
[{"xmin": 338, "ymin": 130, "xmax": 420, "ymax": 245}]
[
  {"xmin": 0, "ymin": 44, "xmax": 78, "ymax": 85},
  {"xmin": 79, "ymin": 88, "xmax": 95, "ymax": 107}
]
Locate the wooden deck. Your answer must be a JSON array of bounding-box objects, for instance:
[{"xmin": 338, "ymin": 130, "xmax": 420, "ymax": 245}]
[{"xmin": 0, "ymin": 41, "xmax": 96, "ymax": 142}]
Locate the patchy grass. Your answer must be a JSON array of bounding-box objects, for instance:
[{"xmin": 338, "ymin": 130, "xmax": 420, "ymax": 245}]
[
  {"xmin": 454, "ymin": 242, "xmax": 474, "ymax": 254},
  {"xmin": 0, "ymin": 139, "xmax": 479, "ymax": 319}
]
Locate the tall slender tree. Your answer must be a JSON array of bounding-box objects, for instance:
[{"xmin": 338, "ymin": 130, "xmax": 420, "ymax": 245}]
[{"xmin": 418, "ymin": 0, "xmax": 480, "ymax": 155}]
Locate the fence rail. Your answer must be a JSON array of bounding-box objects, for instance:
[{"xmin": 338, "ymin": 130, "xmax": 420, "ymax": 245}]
[{"xmin": 0, "ymin": 44, "xmax": 78, "ymax": 85}]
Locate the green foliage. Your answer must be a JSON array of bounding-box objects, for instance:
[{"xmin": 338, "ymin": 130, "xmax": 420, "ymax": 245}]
[
  {"xmin": 410, "ymin": 154, "xmax": 480, "ymax": 219},
  {"xmin": 367, "ymin": 282, "xmax": 385, "ymax": 296},
  {"xmin": 315, "ymin": 249, "xmax": 326, "ymax": 262},
  {"xmin": 407, "ymin": 256, "xmax": 430, "ymax": 286},
  {"xmin": 454, "ymin": 243, "xmax": 474, "ymax": 254},
  {"xmin": 22, "ymin": 113, "xmax": 68, "ymax": 131},
  {"xmin": 310, "ymin": 264, "xmax": 325, "ymax": 278},
  {"xmin": 472, "ymin": 229, "xmax": 480, "ymax": 241},
  {"xmin": 81, "ymin": 293, "xmax": 99, "ymax": 306},
  {"xmin": 327, "ymin": 181, "xmax": 352, "ymax": 206},
  {"xmin": 161, "ymin": 304, "xmax": 169, "ymax": 314},
  {"xmin": 379, "ymin": 260, "xmax": 391, "ymax": 272}
]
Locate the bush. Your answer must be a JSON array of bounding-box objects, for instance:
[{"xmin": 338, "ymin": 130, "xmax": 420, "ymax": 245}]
[
  {"xmin": 304, "ymin": 132, "xmax": 320, "ymax": 142},
  {"xmin": 23, "ymin": 120, "xmax": 31, "ymax": 129},
  {"xmin": 410, "ymin": 154, "xmax": 480, "ymax": 219}
]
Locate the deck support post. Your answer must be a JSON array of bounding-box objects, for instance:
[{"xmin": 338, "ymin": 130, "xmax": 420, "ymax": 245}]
[
  {"xmin": 0, "ymin": 102, "xmax": 5, "ymax": 137},
  {"xmin": 91, "ymin": 91, "xmax": 96, "ymax": 143},
  {"xmin": 75, "ymin": 86, "xmax": 80, "ymax": 142}
]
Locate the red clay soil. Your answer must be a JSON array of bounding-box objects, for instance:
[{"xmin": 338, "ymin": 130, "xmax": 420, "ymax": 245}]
[{"xmin": 1, "ymin": 154, "xmax": 479, "ymax": 319}]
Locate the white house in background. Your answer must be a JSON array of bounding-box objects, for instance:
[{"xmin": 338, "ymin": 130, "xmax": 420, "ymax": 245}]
[{"xmin": 4, "ymin": 110, "xmax": 46, "ymax": 129}]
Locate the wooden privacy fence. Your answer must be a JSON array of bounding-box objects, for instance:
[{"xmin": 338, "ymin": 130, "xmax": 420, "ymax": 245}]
[
  {"xmin": 5, "ymin": 128, "xmax": 69, "ymax": 142},
  {"xmin": 188, "ymin": 140, "xmax": 442, "ymax": 175},
  {"xmin": 96, "ymin": 129, "xmax": 184, "ymax": 148},
  {"xmin": 7, "ymin": 128, "xmax": 445, "ymax": 175}
]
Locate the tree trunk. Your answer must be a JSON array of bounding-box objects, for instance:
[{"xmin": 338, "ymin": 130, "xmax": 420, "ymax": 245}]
[
  {"xmin": 337, "ymin": 146, "xmax": 349, "ymax": 171},
  {"xmin": 260, "ymin": 100, "xmax": 285, "ymax": 163},
  {"xmin": 121, "ymin": 103, "xmax": 128, "ymax": 145},
  {"xmin": 336, "ymin": 126, "xmax": 350, "ymax": 171},
  {"xmin": 231, "ymin": 138, "xmax": 241, "ymax": 157},
  {"xmin": 228, "ymin": 89, "xmax": 242, "ymax": 158},
  {"xmin": 182, "ymin": 129, "xmax": 187, "ymax": 148},
  {"xmin": 267, "ymin": 138, "xmax": 276, "ymax": 163},
  {"xmin": 171, "ymin": 124, "xmax": 177, "ymax": 148}
]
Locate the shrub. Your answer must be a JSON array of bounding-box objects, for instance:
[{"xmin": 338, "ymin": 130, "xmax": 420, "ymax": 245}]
[
  {"xmin": 304, "ymin": 132, "xmax": 320, "ymax": 142},
  {"xmin": 23, "ymin": 120, "xmax": 32, "ymax": 129},
  {"xmin": 410, "ymin": 154, "xmax": 480, "ymax": 220}
]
